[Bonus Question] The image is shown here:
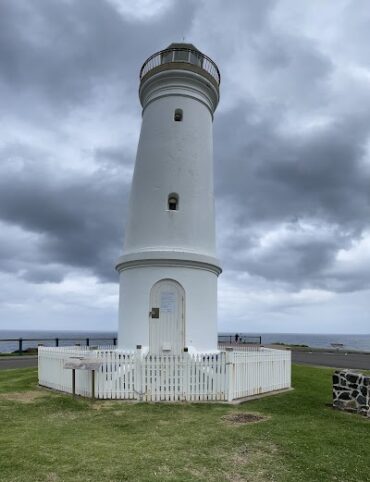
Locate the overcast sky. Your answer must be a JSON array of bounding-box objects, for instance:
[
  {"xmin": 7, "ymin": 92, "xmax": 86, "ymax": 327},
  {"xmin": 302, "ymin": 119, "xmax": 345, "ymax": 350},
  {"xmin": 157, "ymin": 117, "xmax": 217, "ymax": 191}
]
[{"xmin": 1, "ymin": 0, "xmax": 369, "ymax": 334}]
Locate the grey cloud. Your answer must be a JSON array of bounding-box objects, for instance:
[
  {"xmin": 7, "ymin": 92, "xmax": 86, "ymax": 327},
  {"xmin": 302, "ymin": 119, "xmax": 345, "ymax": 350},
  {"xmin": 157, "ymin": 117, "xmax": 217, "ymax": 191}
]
[
  {"xmin": 220, "ymin": 222, "xmax": 351, "ymax": 287},
  {"xmin": 94, "ymin": 147, "xmax": 131, "ymax": 167},
  {"xmin": 20, "ymin": 265, "xmax": 67, "ymax": 284},
  {"xmin": 0, "ymin": 0, "xmax": 370, "ymax": 334},
  {"xmin": 214, "ymin": 95, "xmax": 370, "ymax": 290},
  {"xmin": 0, "ymin": 145, "xmax": 131, "ymax": 282},
  {"xmin": 215, "ymin": 105, "xmax": 370, "ymax": 228},
  {"xmin": 0, "ymin": 0, "xmax": 195, "ymax": 110},
  {"xmin": 0, "ymin": 0, "xmax": 197, "ymax": 285}
]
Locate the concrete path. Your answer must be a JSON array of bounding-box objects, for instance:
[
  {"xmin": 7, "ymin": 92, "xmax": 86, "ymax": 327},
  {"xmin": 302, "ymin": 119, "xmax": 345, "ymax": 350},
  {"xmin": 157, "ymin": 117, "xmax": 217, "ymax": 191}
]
[
  {"xmin": 0, "ymin": 356, "xmax": 38, "ymax": 370},
  {"xmin": 292, "ymin": 350, "xmax": 370, "ymax": 370}
]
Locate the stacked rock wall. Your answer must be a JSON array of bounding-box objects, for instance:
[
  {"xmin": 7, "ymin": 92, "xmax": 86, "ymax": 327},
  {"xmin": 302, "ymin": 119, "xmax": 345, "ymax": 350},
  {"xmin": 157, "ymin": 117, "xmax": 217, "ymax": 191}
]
[{"xmin": 333, "ymin": 370, "xmax": 369, "ymax": 417}]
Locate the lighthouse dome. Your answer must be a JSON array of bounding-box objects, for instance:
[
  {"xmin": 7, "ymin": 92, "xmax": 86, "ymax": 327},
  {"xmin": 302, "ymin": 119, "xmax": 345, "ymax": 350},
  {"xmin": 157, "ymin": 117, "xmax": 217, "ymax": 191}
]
[{"xmin": 166, "ymin": 42, "xmax": 199, "ymax": 51}]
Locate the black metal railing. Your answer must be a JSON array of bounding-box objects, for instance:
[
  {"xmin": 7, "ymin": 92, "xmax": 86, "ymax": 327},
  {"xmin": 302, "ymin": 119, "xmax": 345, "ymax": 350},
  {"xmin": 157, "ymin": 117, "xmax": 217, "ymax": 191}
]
[
  {"xmin": 0, "ymin": 337, "xmax": 117, "ymax": 355},
  {"xmin": 140, "ymin": 47, "xmax": 220, "ymax": 85},
  {"xmin": 1, "ymin": 335, "xmax": 261, "ymax": 355},
  {"xmin": 218, "ymin": 335, "xmax": 262, "ymax": 345}
]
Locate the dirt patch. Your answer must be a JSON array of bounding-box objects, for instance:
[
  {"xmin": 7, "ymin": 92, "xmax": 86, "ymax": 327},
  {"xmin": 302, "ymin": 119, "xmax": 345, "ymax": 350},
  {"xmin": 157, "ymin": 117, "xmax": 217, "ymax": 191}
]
[
  {"xmin": 91, "ymin": 400, "xmax": 137, "ymax": 410},
  {"xmin": 46, "ymin": 473, "xmax": 60, "ymax": 482},
  {"xmin": 46, "ymin": 411, "xmax": 80, "ymax": 421},
  {"xmin": 0, "ymin": 391, "xmax": 44, "ymax": 403},
  {"xmin": 222, "ymin": 412, "xmax": 269, "ymax": 425},
  {"xmin": 231, "ymin": 442, "xmax": 278, "ymax": 464},
  {"xmin": 208, "ymin": 444, "xmax": 278, "ymax": 482},
  {"xmin": 225, "ymin": 442, "xmax": 279, "ymax": 481},
  {"xmin": 91, "ymin": 401, "xmax": 119, "ymax": 410}
]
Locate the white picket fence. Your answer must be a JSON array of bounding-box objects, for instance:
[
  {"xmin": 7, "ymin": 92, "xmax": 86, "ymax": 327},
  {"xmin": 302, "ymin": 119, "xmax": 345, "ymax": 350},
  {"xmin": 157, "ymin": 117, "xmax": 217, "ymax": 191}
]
[
  {"xmin": 38, "ymin": 346, "xmax": 291, "ymax": 402},
  {"xmin": 218, "ymin": 344, "xmax": 261, "ymax": 351},
  {"xmin": 228, "ymin": 349, "xmax": 291, "ymax": 399}
]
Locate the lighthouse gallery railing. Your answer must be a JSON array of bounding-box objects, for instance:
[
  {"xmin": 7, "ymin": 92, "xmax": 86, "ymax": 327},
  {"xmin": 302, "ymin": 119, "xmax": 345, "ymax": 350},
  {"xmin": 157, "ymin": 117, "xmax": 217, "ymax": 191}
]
[{"xmin": 140, "ymin": 47, "xmax": 221, "ymax": 85}]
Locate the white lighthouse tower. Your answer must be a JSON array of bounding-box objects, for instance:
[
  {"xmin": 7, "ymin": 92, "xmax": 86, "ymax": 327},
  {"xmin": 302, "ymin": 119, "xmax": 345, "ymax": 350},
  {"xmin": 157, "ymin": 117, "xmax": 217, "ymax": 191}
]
[
  {"xmin": 39, "ymin": 55, "xmax": 291, "ymax": 401},
  {"xmin": 116, "ymin": 44, "xmax": 221, "ymax": 354},
  {"xmin": 38, "ymin": 50, "xmax": 291, "ymax": 403}
]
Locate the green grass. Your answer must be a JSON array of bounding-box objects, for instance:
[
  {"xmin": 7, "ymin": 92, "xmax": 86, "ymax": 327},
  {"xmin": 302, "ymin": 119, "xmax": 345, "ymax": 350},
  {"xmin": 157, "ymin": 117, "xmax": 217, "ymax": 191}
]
[
  {"xmin": 0, "ymin": 347, "xmax": 39, "ymax": 356},
  {"xmin": 0, "ymin": 365, "xmax": 369, "ymax": 482}
]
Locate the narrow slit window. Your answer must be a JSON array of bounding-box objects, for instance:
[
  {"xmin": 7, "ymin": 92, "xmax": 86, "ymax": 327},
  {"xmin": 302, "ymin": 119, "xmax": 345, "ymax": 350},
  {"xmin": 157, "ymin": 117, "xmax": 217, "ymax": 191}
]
[
  {"xmin": 174, "ymin": 109, "xmax": 183, "ymax": 122},
  {"xmin": 168, "ymin": 193, "xmax": 179, "ymax": 211}
]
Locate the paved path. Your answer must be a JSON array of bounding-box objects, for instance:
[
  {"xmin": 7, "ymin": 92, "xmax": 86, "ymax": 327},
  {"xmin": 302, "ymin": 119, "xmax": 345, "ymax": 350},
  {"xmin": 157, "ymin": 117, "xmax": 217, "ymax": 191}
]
[
  {"xmin": 0, "ymin": 351, "xmax": 369, "ymax": 371},
  {"xmin": 0, "ymin": 356, "xmax": 38, "ymax": 370},
  {"xmin": 292, "ymin": 350, "xmax": 370, "ymax": 370}
]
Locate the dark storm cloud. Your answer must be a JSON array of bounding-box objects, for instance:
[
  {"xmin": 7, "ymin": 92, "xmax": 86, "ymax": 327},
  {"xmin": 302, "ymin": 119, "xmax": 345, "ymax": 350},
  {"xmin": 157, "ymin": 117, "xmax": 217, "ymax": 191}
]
[
  {"xmin": 0, "ymin": 0, "xmax": 196, "ymax": 284},
  {"xmin": 215, "ymin": 106, "xmax": 370, "ymax": 227},
  {"xmin": 20, "ymin": 266, "xmax": 67, "ymax": 284},
  {"xmin": 0, "ymin": 0, "xmax": 194, "ymax": 109},
  {"xmin": 1, "ymin": 159, "xmax": 131, "ymax": 282},
  {"xmin": 0, "ymin": 0, "xmax": 369, "ymax": 302},
  {"xmin": 0, "ymin": 142, "xmax": 133, "ymax": 282},
  {"xmin": 221, "ymin": 222, "xmax": 352, "ymax": 288},
  {"xmin": 215, "ymin": 102, "xmax": 370, "ymax": 290},
  {"xmin": 209, "ymin": 1, "xmax": 370, "ymax": 292}
]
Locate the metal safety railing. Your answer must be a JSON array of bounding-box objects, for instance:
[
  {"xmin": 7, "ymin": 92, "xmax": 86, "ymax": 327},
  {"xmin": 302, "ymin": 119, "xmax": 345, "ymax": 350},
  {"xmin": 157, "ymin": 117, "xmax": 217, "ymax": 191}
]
[
  {"xmin": 1, "ymin": 335, "xmax": 262, "ymax": 354},
  {"xmin": 218, "ymin": 335, "xmax": 262, "ymax": 345},
  {"xmin": 140, "ymin": 47, "xmax": 220, "ymax": 85},
  {"xmin": 0, "ymin": 337, "xmax": 117, "ymax": 355}
]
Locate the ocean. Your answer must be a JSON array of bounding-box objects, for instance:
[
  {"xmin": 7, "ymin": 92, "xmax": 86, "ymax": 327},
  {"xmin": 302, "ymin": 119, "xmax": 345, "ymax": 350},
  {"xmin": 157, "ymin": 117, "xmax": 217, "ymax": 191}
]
[
  {"xmin": 0, "ymin": 330, "xmax": 117, "ymax": 353},
  {"xmin": 1, "ymin": 330, "xmax": 370, "ymax": 353}
]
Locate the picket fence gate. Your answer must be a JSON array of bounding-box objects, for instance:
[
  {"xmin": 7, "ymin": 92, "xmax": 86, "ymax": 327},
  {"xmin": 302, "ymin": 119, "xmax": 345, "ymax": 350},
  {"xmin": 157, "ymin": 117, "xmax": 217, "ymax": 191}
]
[{"xmin": 38, "ymin": 346, "xmax": 291, "ymax": 402}]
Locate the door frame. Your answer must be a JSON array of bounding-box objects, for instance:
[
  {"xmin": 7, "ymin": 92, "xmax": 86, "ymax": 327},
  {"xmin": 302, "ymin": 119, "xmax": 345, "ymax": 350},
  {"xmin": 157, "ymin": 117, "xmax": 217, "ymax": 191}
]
[{"xmin": 149, "ymin": 278, "xmax": 185, "ymax": 354}]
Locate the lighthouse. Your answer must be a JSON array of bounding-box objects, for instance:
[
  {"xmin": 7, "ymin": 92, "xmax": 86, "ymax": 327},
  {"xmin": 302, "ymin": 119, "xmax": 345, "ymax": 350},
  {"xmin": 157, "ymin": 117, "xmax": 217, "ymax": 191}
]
[
  {"xmin": 116, "ymin": 43, "xmax": 221, "ymax": 354},
  {"xmin": 39, "ymin": 65, "xmax": 291, "ymax": 403}
]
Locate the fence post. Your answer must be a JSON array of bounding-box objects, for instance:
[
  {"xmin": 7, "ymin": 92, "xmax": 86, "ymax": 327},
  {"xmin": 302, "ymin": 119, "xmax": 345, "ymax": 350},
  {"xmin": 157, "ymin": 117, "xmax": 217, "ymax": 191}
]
[
  {"xmin": 225, "ymin": 348, "xmax": 234, "ymax": 402},
  {"xmin": 72, "ymin": 369, "xmax": 76, "ymax": 397},
  {"xmin": 91, "ymin": 370, "xmax": 95, "ymax": 399},
  {"xmin": 18, "ymin": 338, "xmax": 23, "ymax": 356},
  {"xmin": 183, "ymin": 351, "xmax": 189, "ymax": 401},
  {"xmin": 135, "ymin": 345, "xmax": 143, "ymax": 401}
]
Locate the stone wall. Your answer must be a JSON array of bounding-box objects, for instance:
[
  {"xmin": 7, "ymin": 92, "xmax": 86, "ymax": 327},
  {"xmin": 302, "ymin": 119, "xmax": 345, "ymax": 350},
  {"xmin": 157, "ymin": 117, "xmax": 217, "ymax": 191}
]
[{"xmin": 333, "ymin": 370, "xmax": 369, "ymax": 417}]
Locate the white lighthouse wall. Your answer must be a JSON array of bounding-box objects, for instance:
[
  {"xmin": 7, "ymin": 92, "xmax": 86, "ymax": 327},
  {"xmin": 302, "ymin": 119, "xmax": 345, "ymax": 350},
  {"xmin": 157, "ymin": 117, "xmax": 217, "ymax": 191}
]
[
  {"xmin": 118, "ymin": 266, "xmax": 218, "ymax": 352},
  {"xmin": 123, "ymin": 94, "xmax": 216, "ymax": 258}
]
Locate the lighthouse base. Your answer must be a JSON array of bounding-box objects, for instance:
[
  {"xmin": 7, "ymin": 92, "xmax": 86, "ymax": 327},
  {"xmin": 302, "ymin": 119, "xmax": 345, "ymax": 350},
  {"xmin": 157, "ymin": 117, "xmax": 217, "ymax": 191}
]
[{"xmin": 117, "ymin": 260, "xmax": 219, "ymax": 353}]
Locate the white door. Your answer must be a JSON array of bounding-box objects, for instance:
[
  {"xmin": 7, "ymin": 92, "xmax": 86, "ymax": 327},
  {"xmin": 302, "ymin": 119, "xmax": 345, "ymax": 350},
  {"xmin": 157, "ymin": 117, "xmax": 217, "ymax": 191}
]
[{"xmin": 149, "ymin": 279, "xmax": 185, "ymax": 354}]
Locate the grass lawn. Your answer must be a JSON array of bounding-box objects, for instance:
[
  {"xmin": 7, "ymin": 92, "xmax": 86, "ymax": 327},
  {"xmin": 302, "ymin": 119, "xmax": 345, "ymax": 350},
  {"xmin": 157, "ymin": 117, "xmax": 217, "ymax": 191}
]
[{"xmin": 0, "ymin": 365, "xmax": 369, "ymax": 482}]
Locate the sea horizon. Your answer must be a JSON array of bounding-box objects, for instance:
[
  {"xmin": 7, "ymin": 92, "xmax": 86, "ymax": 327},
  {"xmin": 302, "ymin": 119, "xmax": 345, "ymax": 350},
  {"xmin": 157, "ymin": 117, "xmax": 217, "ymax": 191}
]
[
  {"xmin": 1, "ymin": 329, "xmax": 370, "ymax": 353},
  {"xmin": 1, "ymin": 328, "xmax": 370, "ymax": 335}
]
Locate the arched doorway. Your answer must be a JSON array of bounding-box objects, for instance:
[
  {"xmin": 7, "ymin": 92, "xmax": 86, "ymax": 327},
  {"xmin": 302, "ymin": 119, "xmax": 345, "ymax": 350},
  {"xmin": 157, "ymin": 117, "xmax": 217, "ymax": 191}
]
[{"xmin": 149, "ymin": 279, "xmax": 185, "ymax": 354}]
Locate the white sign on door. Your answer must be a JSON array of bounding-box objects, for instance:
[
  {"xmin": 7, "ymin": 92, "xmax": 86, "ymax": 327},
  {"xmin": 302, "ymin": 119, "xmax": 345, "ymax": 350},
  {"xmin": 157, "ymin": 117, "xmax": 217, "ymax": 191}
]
[{"xmin": 160, "ymin": 291, "xmax": 176, "ymax": 313}]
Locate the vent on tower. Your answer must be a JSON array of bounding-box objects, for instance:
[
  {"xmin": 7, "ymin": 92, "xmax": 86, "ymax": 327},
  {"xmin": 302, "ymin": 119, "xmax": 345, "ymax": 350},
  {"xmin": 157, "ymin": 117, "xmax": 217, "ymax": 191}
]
[
  {"xmin": 168, "ymin": 193, "xmax": 179, "ymax": 211},
  {"xmin": 174, "ymin": 109, "xmax": 183, "ymax": 122}
]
